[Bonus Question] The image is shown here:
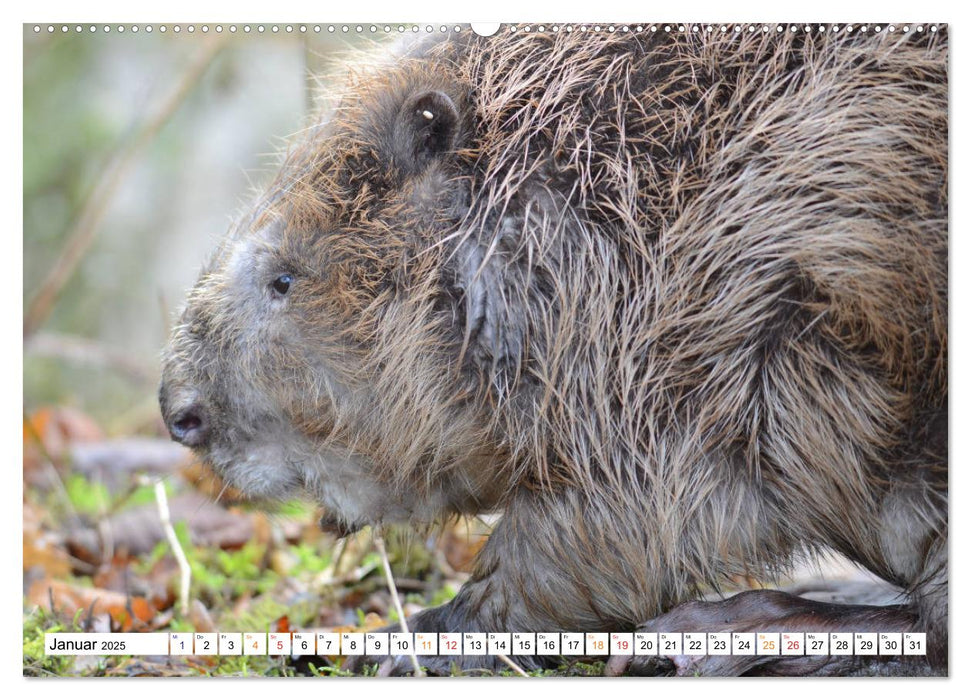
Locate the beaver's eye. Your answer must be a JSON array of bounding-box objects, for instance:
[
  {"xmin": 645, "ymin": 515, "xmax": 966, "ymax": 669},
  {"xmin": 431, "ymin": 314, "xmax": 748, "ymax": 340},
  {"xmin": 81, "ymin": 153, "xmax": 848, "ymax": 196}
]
[{"xmin": 271, "ymin": 274, "xmax": 292, "ymax": 296}]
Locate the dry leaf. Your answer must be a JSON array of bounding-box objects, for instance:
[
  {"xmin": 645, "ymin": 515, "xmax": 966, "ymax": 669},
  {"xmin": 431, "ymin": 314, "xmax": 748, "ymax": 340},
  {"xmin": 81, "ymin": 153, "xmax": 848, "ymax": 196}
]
[
  {"xmin": 441, "ymin": 528, "xmax": 488, "ymax": 574},
  {"xmin": 23, "ymin": 502, "xmax": 70, "ymax": 577},
  {"xmin": 24, "ymin": 407, "xmax": 103, "ymax": 486},
  {"xmin": 180, "ymin": 458, "xmax": 248, "ymax": 504},
  {"xmin": 188, "ymin": 600, "xmax": 217, "ymax": 633},
  {"xmin": 27, "ymin": 578, "xmax": 157, "ymax": 632}
]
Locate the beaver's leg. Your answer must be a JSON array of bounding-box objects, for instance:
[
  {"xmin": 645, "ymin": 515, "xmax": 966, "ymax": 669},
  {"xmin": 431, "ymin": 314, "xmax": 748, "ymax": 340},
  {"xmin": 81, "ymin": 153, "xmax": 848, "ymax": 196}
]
[
  {"xmin": 342, "ymin": 587, "xmax": 551, "ymax": 677},
  {"xmin": 345, "ymin": 487, "xmax": 673, "ymax": 675},
  {"xmin": 341, "ymin": 519, "xmax": 562, "ymax": 675}
]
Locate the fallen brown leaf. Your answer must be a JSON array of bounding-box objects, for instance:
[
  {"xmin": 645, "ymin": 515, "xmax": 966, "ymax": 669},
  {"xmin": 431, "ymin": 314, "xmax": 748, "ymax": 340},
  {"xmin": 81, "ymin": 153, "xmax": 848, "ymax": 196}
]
[
  {"xmin": 180, "ymin": 458, "xmax": 248, "ymax": 504},
  {"xmin": 24, "ymin": 407, "xmax": 103, "ymax": 487},
  {"xmin": 23, "ymin": 502, "xmax": 70, "ymax": 577},
  {"xmin": 188, "ymin": 600, "xmax": 217, "ymax": 633},
  {"xmin": 27, "ymin": 577, "xmax": 157, "ymax": 631},
  {"xmin": 441, "ymin": 528, "xmax": 488, "ymax": 574}
]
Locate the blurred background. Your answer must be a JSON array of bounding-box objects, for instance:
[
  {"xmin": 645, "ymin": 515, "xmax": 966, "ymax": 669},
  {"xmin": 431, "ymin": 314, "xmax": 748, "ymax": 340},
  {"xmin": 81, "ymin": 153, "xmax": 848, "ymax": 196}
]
[{"xmin": 24, "ymin": 24, "xmax": 383, "ymax": 430}]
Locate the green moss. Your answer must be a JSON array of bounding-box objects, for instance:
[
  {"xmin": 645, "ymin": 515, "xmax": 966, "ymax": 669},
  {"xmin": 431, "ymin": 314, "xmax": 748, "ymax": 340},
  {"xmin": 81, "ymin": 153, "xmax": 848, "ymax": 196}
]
[
  {"xmin": 429, "ymin": 584, "xmax": 457, "ymax": 607},
  {"xmin": 303, "ymin": 662, "xmax": 355, "ymax": 677},
  {"xmin": 22, "ymin": 606, "xmax": 77, "ymax": 677},
  {"xmin": 556, "ymin": 659, "xmax": 608, "ymax": 676},
  {"xmin": 207, "ymin": 653, "xmax": 295, "ymax": 678},
  {"xmin": 62, "ymin": 473, "xmax": 111, "ymax": 517},
  {"xmin": 287, "ymin": 542, "xmax": 330, "ymax": 576},
  {"xmin": 219, "ymin": 596, "xmax": 288, "ymax": 635},
  {"xmin": 275, "ymin": 500, "xmax": 314, "ymax": 518}
]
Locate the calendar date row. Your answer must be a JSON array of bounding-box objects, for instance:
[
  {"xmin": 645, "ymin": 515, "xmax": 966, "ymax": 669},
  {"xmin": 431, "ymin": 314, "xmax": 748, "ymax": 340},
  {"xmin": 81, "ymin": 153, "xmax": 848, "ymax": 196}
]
[{"xmin": 46, "ymin": 631, "xmax": 926, "ymax": 657}]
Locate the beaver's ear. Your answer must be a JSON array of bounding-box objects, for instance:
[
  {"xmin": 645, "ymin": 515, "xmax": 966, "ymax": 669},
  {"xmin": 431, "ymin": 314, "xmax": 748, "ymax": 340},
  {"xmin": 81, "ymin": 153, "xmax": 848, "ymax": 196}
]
[{"xmin": 393, "ymin": 90, "xmax": 460, "ymax": 175}]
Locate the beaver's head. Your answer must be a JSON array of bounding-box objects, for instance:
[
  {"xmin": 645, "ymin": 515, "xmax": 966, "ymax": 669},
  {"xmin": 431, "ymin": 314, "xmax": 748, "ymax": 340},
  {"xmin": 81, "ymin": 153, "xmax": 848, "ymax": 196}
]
[{"xmin": 160, "ymin": 60, "xmax": 516, "ymax": 536}]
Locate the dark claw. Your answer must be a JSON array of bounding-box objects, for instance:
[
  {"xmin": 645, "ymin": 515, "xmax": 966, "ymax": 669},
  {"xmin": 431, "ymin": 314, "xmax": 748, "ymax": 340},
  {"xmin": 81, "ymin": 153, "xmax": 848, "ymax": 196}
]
[{"xmin": 317, "ymin": 512, "xmax": 363, "ymax": 538}]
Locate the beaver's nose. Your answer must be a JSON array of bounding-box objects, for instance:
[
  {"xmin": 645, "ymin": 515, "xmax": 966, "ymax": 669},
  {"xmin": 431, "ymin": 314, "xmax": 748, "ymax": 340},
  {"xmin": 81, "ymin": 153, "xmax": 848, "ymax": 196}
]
[
  {"xmin": 160, "ymin": 383, "xmax": 210, "ymax": 448},
  {"xmin": 167, "ymin": 403, "xmax": 209, "ymax": 447}
]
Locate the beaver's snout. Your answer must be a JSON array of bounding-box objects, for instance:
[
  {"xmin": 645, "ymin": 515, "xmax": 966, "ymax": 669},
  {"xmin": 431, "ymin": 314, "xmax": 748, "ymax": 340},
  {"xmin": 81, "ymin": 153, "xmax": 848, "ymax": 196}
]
[{"xmin": 160, "ymin": 384, "xmax": 210, "ymax": 448}]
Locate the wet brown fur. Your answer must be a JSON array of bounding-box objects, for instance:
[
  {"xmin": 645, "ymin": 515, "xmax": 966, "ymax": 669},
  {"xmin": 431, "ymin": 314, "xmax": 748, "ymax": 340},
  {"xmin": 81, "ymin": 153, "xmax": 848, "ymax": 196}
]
[{"xmin": 161, "ymin": 26, "xmax": 948, "ymax": 673}]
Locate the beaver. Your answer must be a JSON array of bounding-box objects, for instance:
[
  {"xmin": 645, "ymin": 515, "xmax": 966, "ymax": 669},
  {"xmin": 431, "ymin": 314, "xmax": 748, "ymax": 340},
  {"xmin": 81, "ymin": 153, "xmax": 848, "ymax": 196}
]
[{"xmin": 159, "ymin": 25, "xmax": 948, "ymax": 676}]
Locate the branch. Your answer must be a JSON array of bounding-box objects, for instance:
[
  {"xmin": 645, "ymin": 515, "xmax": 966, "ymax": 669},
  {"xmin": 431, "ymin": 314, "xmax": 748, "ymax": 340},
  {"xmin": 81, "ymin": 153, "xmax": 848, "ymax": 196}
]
[{"xmin": 24, "ymin": 37, "xmax": 227, "ymax": 338}]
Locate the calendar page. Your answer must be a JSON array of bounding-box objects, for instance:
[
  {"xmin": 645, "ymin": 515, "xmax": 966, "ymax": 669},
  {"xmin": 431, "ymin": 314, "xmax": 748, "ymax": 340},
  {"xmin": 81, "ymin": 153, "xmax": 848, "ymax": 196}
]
[{"xmin": 21, "ymin": 10, "xmax": 948, "ymax": 681}]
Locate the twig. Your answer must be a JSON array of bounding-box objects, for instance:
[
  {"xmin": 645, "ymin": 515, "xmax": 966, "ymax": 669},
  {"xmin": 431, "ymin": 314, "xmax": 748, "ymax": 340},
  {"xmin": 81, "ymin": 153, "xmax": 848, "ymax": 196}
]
[
  {"xmin": 24, "ymin": 37, "xmax": 227, "ymax": 338},
  {"xmin": 94, "ymin": 468, "xmax": 114, "ymax": 573},
  {"xmin": 374, "ymin": 530, "xmax": 424, "ymax": 677},
  {"xmin": 331, "ymin": 535, "xmax": 348, "ymax": 569},
  {"xmin": 153, "ymin": 479, "xmax": 191, "ymax": 617},
  {"xmin": 313, "ymin": 536, "xmax": 382, "ymax": 587},
  {"xmin": 496, "ymin": 653, "xmax": 530, "ymax": 678},
  {"xmin": 313, "ymin": 561, "xmax": 380, "ymax": 588},
  {"xmin": 314, "ymin": 537, "xmax": 346, "ymax": 586}
]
